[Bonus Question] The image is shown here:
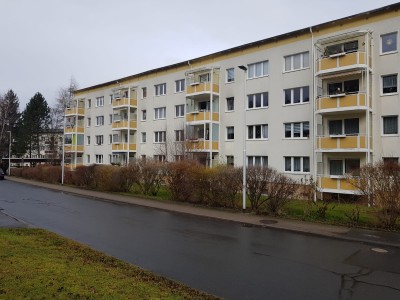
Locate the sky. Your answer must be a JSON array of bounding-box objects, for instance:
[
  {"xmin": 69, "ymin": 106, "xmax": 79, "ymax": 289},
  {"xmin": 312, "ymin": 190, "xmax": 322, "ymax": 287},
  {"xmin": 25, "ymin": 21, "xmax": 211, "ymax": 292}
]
[{"xmin": 1, "ymin": 0, "xmax": 398, "ymax": 109}]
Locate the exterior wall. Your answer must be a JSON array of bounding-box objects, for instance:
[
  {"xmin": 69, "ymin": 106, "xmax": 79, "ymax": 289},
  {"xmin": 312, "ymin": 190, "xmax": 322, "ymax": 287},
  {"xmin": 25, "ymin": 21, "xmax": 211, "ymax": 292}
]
[{"xmin": 66, "ymin": 4, "xmax": 400, "ymax": 194}]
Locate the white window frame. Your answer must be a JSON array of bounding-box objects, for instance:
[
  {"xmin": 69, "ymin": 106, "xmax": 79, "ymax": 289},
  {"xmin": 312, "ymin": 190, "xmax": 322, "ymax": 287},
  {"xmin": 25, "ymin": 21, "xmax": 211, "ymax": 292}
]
[
  {"xmin": 154, "ymin": 131, "xmax": 166, "ymax": 143},
  {"xmin": 86, "ymin": 136, "xmax": 91, "ymax": 145},
  {"xmin": 380, "ymin": 32, "xmax": 398, "ymax": 55},
  {"xmin": 284, "ymin": 52, "xmax": 309, "ymax": 72},
  {"xmin": 329, "ymin": 159, "xmax": 360, "ymax": 177},
  {"xmin": 382, "ymin": 115, "xmax": 399, "ymax": 136},
  {"xmin": 87, "ymin": 154, "xmax": 91, "ymax": 164},
  {"xmin": 109, "ymin": 114, "xmax": 113, "ymax": 124},
  {"xmin": 154, "ymin": 107, "xmax": 166, "ymax": 120},
  {"xmin": 141, "ymin": 132, "xmax": 147, "ymax": 143},
  {"xmin": 95, "ymin": 154, "xmax": 103, "ymax": 164},
  {"xmin": 247, "ymin": 92, "xmax": 268, "ymax": 109},
  {"xmin": 95, "ymin": 135, "xmax": 104, "ymax": 146},
  {"xmin": 381, "ymin": 74, "xmax": 398, "ymax": 95},
  {"xmin": 87, "ymin": 118, "xmax": 91, "ymax": 127},
  {"xmin": 87, "ymin": 99, "xmax": 91, "ymax": 109},
  {"xmin": 175, "ymin": 104, "xmax": 185, "ymax": 118},
  {"xmin": 155, "ymin": 83, "xmax": 166, "ymax": 96},
  {"xmin": 226, "ymin": 68, "xmax": 235, "ymax": 83},
  {"xmin": 175, "ymin": 79, "xmax": 185, "ymax": 93},
  {"xmin": 141, "ymin": 110, "xmax": 147, "ymax": 121},
  {"xmin": 284, "ymin": 86, "xmax": 310, "ymax": 105},
  {"xmin": 284, "ymin": 122, "xmax": 310, "ymax": 139},
  {"xmin": 226, "ymin": 126, "xmax": 234, "ymax": 141},
  {"xmin": 95, "ymin": 116, "xmax": 104, "ymax": 126},
  {"xmin": 247, "ymin": 61, "xmax": 269, "ymax": 79},
  {"xmin": 247, "ymin": 124, "xmax": 268, "ymax": 140},
  {"xmin": 284, "ymin": 156, "xmax": 310, "ymax": 173},
  {"xmin": 96, "ymin": 96, "xmax": 104, "ymax": 107},
  {"xmin": 142, "ymin": 87, "xmax": 147, "ymax": 99},
  {"xmin": 226, "ymin": 97, "xmax": 234, "ymax": 112},
  {"xmin": 175, "ymin": 130, "xmax": 184, "ymax": 142},
  {"xmin": 247, "ymin": 156, "xmax": 268, "ymax": 167}
]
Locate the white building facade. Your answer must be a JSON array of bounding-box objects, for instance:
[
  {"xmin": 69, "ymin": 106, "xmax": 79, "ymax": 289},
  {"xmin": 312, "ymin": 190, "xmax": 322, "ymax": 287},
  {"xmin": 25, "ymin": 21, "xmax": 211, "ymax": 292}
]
[{"xmin": 65, "ymin": 3, "xmax": 400, "ymax": 196}]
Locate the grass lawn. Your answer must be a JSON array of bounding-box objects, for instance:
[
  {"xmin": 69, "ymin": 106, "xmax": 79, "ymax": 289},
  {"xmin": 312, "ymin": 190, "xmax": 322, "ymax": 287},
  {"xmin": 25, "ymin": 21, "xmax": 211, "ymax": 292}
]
[{"xmin": 0, "ymin": 228, "xmax": 219, "ymax": 300}]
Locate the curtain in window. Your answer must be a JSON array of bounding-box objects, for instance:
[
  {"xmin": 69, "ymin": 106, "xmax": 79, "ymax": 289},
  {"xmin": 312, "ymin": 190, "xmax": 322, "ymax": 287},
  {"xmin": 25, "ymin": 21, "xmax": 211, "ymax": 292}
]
[
  {"xmin": 284, "ymin": 57, "xmax": 291, "ymax": 72},
  {"xmin": 255, "ymin": 63, "xmax": 262, "ymax": 77},
  {"xmin": 293, "ymin": 88, "xmax": 301, "ymax": 103},
  {"xmin": 303, "ymin": 122, "xmax": 310, "ymax": 137},
  {"xmin": 330, "ymin": 160, "xmax": 343, "ymax": 175},
  {"xmin": 248, "ymin": 156, "xmax": 253, "ymax": 166},
  {"xmin": 383, "ymin": 116, "xmax": 398, "ymax": 134},
  {"xmin": 254, "ymin": 156, "xmax": 261, "ymax": 166},
  {"xmin": 284, "ymin": 90, "xmax": 291, "ymax": 104},
  {"xmin": 285, "ymin": 123, "xmax": 291, "ymax": 138},
  {"xmin": 293, "ymin": 157, "xmax": 301, "ymax": 171},
  {"xmin": 293, "ymin": 54, "xmax": 301, "ymax": 69},
  {"xmin": 344, "ymin": 118, "xmax": 359, "ymax": 135},
  {"xmin": 302, "ymin": 52, "xmax": 309, "ymax": 68},
  {"xmin": 285, "ymin": 157, "xmax": 291, "ymax": 171},
  {"xmin": 255, "ymin": 93, "xmax": 262, "ymax": 107},
  {"xmin": 302, "ymin": 86, "xmax": 309, "ymax": 102},
  {"xmin": 262, "ymin": 125, "xmax": 268, "ymax": 139},
  {"xmin": 293, "ymin": 123, "xmax": 301, "ymax": 137},
  {"xmin": 248, "ymin": 126, "xmax": 253, "ymax": 139},
  {"xmin": 255, "ymin": 125, "xmax": 261, "ymax": 139},
  {"xmin": 248, "ymin": 95, "xmax": 254, "ymax": 109},
  {"xmin": 262, "ymin": 61, "xmax": 268, "ymax": 76},
  {"xmin": 262, "ymin": 92, "xmax": 269, "ymax": 106},
  {"xmin": 383, "ymin": 75, "xmax": 398, "ymax": 93}
]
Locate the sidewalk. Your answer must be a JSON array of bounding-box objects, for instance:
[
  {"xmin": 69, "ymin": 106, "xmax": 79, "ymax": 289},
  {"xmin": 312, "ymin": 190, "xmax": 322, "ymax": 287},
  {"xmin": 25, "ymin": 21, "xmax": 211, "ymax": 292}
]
[{"xmin": 6, "ymin": 176, "xmax": 400, "ymax": 248}]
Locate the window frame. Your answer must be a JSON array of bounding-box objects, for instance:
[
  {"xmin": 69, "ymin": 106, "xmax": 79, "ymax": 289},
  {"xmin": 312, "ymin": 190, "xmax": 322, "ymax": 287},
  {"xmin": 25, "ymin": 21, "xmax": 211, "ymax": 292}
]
[
  {"xmin": 382, "ymin": 115, "xmax": 399, "ymax": 135},
  {"xmin": 284, "ymin": 86, "xmax": 310, "ymax": 105},
  {"xmin": 284, "ymin": 121, "xmax": 310, "ymax": 139},
  {"xmin": 175, "ymin": 104, "xmax": 185, "ymax": 118},
  {"xmin": 175, "ymin": 79, "xmax": 185, "ymax": 93},
  {"xmin": 247, "ymin": 124, "xmax": 268, "ymax": 140},
  {"xmin": 154, "ymin": 107, "xmax": 166, "ymax": 120},
  {"xmin": 155, "ymin": 83, "xmax": 166, "ymax": 96},
  {"xmin": 226, "ymin": 126, "xmax": 234, "ymax": 141},
  {"xmin": 381, "ymin": 74, "xmax": 398, "ymax": 95},
  {"xmin": 175, "ymin": 130, "xmax": 185, "ymax": 142},
  {"xmin": 247, "ymin": 92, "xmax": 269, "ymax": 110},
  {"xmin": 247, "ymin": 156, "xmax": 268, "ymax": 167},
  {"xmin": 95, "ymin": 154, "xmax": 103, "ymax": 164},
  {"xmin": 95, "ymin": 116, "xmax": 104, "ymax": 126},
  {"xmin": 247, "ymin": 61, "xmax": 269, "ymax": 79},
  {"xmin": 95, "ymin": 96, "xmax": 104, "ymax": 107},
  {"xmin": 141, "ymin": 110, "xmax": 147, "ymax": 121},
  {"xmin": 142, "ymin": 87, "xmax": 147, "ymax": 99},
  {"xmin": 226, "ymin": 97, "xmax": 234, "ymax": 112},
  {"xmin": 284, "ymin": 156, "xmax": 310, "ymax": 173},
  {"xmin": 329, "ymin": 159, "xmax": 360, "ymax": 177},
  {"xmin": 95, "ymin": 135, "xmax": 104, "ymax": 146},
  {"xmin": 381, "ymin": 32, "xmax": 398, "ymax": 55},
  {"xmin": 226, "ymin": 68, "xmax": 235, "ymax": 83},
  {"xmin": 284, "ymin": 52, "xmax": 309, "ymax": 73},
  {"xmin": 154, "ymin": 131, "xmax": 166, "ymax": 143},
  {"xmin": 141, "ymin": 132, "xmax": 146, "ymax": 143}
]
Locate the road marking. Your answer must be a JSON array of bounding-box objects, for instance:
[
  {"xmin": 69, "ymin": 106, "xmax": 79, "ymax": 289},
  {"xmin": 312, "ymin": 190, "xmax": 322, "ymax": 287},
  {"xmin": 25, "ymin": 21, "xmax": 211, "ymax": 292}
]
[{"xmin": 371, "ymin": 247, "xmax": 388, "ymax": 253}]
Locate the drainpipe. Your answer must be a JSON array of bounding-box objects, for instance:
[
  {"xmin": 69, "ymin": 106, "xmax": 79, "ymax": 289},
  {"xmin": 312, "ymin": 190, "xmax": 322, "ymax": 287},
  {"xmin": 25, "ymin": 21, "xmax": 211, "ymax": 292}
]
[
  {"xmin": 310, "ymin": 26, "xmax": 317, "ymax": 202},
  {"xmin": 209, "ymin": 67, "xmax": 214, "ymax": 167}
]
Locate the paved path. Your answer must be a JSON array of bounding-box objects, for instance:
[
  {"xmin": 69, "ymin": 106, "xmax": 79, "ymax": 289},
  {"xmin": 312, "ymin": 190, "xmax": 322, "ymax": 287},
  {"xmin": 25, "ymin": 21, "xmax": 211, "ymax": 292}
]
[{"xmin": 4, "ymin": 176, "xmax": 400, "ymax": 248}]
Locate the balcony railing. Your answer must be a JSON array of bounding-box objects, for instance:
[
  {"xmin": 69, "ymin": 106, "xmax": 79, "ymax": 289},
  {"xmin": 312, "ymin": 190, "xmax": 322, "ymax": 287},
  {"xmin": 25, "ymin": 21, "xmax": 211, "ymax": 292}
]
[
  {"xmin": 112, "ymin": 143, "xmax": 136, "ymax": 151},
  {"xmin": 112, "ymin": 120, "xmax": 137, "ymax": 129},
  {"xmin": 316, "ymin": 51, "xmax": 369, "ymax": 74},
  {"xmin": 186, "ymin": 140, "xmax": 219, "ymax": 151},
  {"xmin": 186, "ymin": 82, "xmax": 219, "ymax": 95},
  {"xmin": 186, "ymin": 111, "xmax": 219, "ymax": 122},
  {"xmin": 316, "ymin": 134, "xmax": 371, "ymax": 151},
  {"xmin": 64, "ymin": 145, "xmax": 84, "ymax": 152},
  {"xmin": 317, "ymin": 176, "xmax": 359, "ymax": 193},
  {"xmin": 316, "ymin": 93, "xmax": 368, "ymax": 112},
  {"xmin": 65, "ymin": 107, "xmax": 85, "ymax": 116},
  {"xmin": 112, "ymin": 98, "xmax": 137, "ymax": 108},
  {"xmin": 65, "ymin": 126, "xmax": 85, "ymax": 134}
]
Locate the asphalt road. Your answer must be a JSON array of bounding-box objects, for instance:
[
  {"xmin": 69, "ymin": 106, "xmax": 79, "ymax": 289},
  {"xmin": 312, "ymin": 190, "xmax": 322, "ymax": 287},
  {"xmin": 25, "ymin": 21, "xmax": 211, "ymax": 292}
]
[{"xmin": 1, "ymin": 180, "xmax": 399, "ymax": 299}]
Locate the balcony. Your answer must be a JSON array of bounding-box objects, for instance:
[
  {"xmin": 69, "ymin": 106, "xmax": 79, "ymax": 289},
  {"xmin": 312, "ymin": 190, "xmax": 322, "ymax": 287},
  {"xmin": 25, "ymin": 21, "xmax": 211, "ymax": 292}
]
[
  {"xmin": 112, "ymin": 143, "xmax": 136, "ymax": 152},
  {"xmin": 317, "ymin": 176, "xmax": 359, "ymax": 194},
  {"xmin": 186, "ymin": 82, "xmax": 219, "ymax": 95},
  {"xmin": 65, "ymin": 126, "xmax": 85, "ymax": 134},
  {"xmin": 186, "ymin": 140, "xmax": 219, "ymax": 152},
  {"xmin": 316, "ymin": 93, "xmax": 369, "ymax": 113},
  {"xmin": 112, "ymin": 120, "xmax": 137, "ymax": 130},
  {"xmin": 316, "ymin": 52, "xmax": 369, "ymax": 75},
  {"xmin": 64, "ymin": 145, "xmax": 84, "ymax": 152},
  {"xmin": 112, "ymin": 97, "xmax": 137, "ymax": 108},
  {"xmin": 186, "ymin": 111, "xmax": 219, "ymax": 123},
  {"xmin": 65, "ymin": 107, "xmax": 85, "ymax": 116},
  {"xmin": 316, "ymin": 135, "xmax": 371, "ymax": 152}
]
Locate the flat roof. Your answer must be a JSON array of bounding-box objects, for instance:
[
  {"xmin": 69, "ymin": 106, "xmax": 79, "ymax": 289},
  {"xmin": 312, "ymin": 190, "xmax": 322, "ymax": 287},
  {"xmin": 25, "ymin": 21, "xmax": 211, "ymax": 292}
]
[{"xmin": 76, "ymin": 2, "xmax": 400, "ymax": 94}]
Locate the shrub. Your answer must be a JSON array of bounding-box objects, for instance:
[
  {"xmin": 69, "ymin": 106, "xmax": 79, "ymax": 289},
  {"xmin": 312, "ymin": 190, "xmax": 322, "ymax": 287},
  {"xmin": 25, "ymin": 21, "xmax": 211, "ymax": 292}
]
[
  {"xmin": 114, "ymin": 164, "xmax": 138, "ymax": 193},
  {"xmin": 264, "ymin": 173, "xmax": 298, "ymax": 215},
  {"xmin": 135, "ymin": 159, "xmax": 166, "ymax": 196},
  {"xmin": 208, "ymin": 165, "xmax": 242, "ymax": 208},
  {"xmin": 93, "ymin": 165, "xmax": 117, "ymax": 192},
  {"xmin": 165, "ymin": 160, "xmax": 197, "ymax": 202},
  {"xmin": 74, "ymin": 165, "xmax": 96, "ymax": 188},
  {"xmin": 246, "ymin": 166, "xmax": 276, "ymax": 212}
]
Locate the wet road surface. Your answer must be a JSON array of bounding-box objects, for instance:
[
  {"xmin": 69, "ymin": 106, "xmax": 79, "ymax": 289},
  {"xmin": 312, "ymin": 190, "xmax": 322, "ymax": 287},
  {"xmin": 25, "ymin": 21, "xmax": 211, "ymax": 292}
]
[{"xmin": 0, "ymin": 180, "xmax": 399, "ymax": 299}]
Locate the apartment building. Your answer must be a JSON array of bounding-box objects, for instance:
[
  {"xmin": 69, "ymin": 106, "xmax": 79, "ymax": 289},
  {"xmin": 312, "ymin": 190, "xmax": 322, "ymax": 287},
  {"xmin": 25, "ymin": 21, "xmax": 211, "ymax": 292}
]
[{"xmin": 65, "ymin": 3, "xmax": 400, "ymax": 196}]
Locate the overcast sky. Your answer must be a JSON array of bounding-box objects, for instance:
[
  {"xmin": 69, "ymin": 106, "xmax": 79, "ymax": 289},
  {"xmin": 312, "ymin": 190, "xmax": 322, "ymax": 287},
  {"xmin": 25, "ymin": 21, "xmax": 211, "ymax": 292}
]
[{"xmin": 1, "ymin": 0, "xmax": 397, "ymax": 108}]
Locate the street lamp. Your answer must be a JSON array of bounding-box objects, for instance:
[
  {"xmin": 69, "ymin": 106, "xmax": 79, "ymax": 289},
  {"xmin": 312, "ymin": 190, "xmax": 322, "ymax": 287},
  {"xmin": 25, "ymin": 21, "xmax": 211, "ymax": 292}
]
[
  {"xmin": 238, "ymin": 65, "xmax": 247, "ymax": 212},
  {"xmin": 6, "ymin": 130, "xmax": 11, "ymax": 176}
]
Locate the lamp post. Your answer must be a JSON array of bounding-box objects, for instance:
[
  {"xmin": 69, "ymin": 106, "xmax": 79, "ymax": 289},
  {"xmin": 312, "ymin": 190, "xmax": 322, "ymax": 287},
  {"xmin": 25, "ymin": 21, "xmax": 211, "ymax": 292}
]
[
  {"xmin": 238, "ymin": 65, "xmax": 247, "ymax": 212},
  {"xmin": 7, "ymin": 130, "xmax": 11, "ymax": 176}
]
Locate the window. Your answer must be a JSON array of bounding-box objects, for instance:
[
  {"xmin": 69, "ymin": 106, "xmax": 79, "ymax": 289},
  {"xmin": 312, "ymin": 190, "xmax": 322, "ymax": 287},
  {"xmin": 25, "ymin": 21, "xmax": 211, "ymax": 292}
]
[
  {"xmin": 226, "ymin": 97, "xmax": 234, "ymax": 111},
  {"xmin": 199, "ymin": 73, "xmax": 209, "ymax": 82},
  {"xmin": 227, "ymin": 155, "xmax": 234, "ymax": 166},
  {"xmin": 284, "ymin": 52, "xmax": 309, "ymax": 72},
  {"xmin": 382, "ymin": 74, "xmax": 398, "ymax": 94},
  {"xmin": 383, "ymin": 157, "xmax": 399, "ymax": 164},
  {"xmin": 96, "ymin": 96, "xmax": 104, "ymax": 107},
  {"xmin": 284, "ymin": 86, "xmax": 309, "ymax": 104},
  {"xmin": 328, "ymin": 79, "xmax": 359, "ymax": 95},
  {"xmin": 329, "ymin": 118, "xmax": 359, "ymax": 136},
  {"xmin": 154, "ymin": 131, "xmax": 166, "ymax": 143},
  {"xmin": 325, "ymin": 40, "xmax": 359, "ymax": 56},
  {"xmin": 109, "ymin": 134, "xmax": 112, "ymax": 144},
  {"xmin": 142, "ymin": 110, "xmax": 147, "ymax": 121},
  {"xmin": 96, "ymin": 116, "xmax": 104, "ymax": 126},
  {"xmin": 248, "ymin": 61, "xmax": 268, "ymax": 79},
  {"xmin": 87, "ymin": 155, "xmax": 90, "ymax": 164},
  {"xmin": 113, "ymin": 134, "xmax": 119, "ymax": 143},
  {"xmin": 109, "ymin": 114, "xmax": 113, "ymax": 124},
  {"xmin": 226, "ymin": 126, "xmax": 234, "ymax": 140},
  {"xmin": 87, "ymin": 99, "xmax": 91, "ymax": 108},
  {"xmin": 175, "ymin": 79, "xmax": 185, "ymax": 92},
  {"xmin": 284, "ymin": 157, "xmax": 310, "ymax": 173},
  {"xmin": 154, "ymin": 155, "xmax": 166, "ymax": 162},
  {"xmin": 95, "ymin": 135, "xmax": 103, "ymax": 145},
  {"xmin": 247, "ymin": 156, "xmax": 268, "ymax": 167},
  {"xmin": 141, "ymin": 132, "xmax": 146, "ymax": 143},
  {"xmin": 86, "ymin": 136, "xmax": 91, "ymax": 145},
  {"xmin": 175, "ymin": 104, "xmax": 185, "ymax": 117},
  {"xmin": 284, "ymin": 122, "xmax": 310, "ymax": 138},
  {"xmin": 329, "ymin": 159, "xmax": 360, "ymax": 176},
  {"xmin": 155, "ymin": 83, "xmax": 166, "ymax": 96},
  {"xmin": 248, "ymin": 124, "xmax": 268, "ymax": 140},
  {"xmin": 87, "ymin": 118, "xmax": 91, "ymax": 127},
  {"xmin": 110, "ymin": 94, "xmax": 113, "ymax": 104},
  {"xmin": 175, "ymin": 130, "xmax": 184, "ymax": 142},
  {"xmin": 142, "ymin": 87, "xmax": 147, "ymax": 98},
  {"xmin": 154, "ymin": 107, "xmax": 166, "ymax": 119},
  {"xmin": 247, "ymin": 92, "xmax": 268, "ymax": 109},
  {"xmin": 383, "ymin": 116, "xmax": 398, "ymax": 135},
  {"xmin": 175, "ymin": 155, "xmax": 184, "ymax": 162},
  {"xmin": 226, "ymin": 68, "xmax": 235, "ymax": 82},
  {"xmin": 381, "ymin": 32, "xmax": 397, "ymax": 54},
  {"xmin": 95, "ymin": 155, "xmax": 103, "ymax": 164}
]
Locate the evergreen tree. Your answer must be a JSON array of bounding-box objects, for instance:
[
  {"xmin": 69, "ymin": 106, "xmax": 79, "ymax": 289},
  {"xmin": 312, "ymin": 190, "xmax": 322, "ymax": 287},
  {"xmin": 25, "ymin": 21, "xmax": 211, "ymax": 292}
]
[{"xmin": 0, "ymin": 90, "xmax": 20, "ymax": 160}]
